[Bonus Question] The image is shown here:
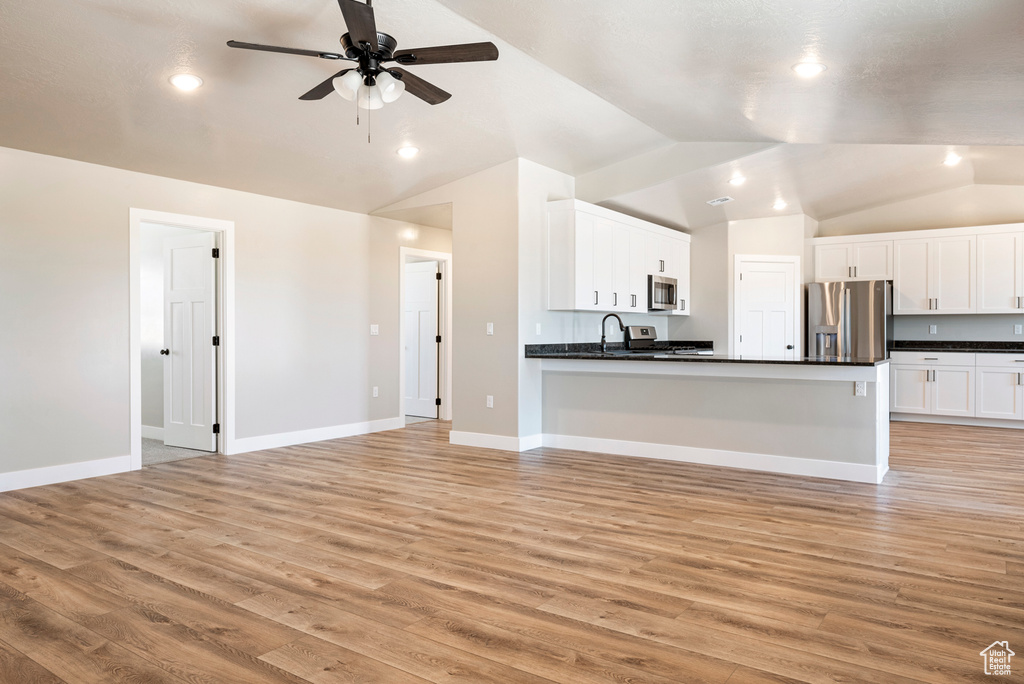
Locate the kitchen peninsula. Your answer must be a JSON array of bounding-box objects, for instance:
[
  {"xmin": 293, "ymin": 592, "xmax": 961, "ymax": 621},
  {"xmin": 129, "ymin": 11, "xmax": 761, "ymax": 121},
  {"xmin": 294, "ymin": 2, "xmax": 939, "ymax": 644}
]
[{"xmin": 526, "ymin": 343, "xmax": 890, "ymax": 483}]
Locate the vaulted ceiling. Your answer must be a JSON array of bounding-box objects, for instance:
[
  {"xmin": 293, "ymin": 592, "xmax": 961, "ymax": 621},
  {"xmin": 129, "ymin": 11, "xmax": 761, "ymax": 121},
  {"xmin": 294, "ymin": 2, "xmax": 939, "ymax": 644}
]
[{"xmin": 3, "ymin": 0, "xmax": 1024, "ymax": 226}]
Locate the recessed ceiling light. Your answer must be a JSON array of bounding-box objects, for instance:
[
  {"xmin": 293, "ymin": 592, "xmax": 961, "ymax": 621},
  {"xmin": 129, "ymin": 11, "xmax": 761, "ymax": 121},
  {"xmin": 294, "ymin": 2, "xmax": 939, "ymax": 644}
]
[
  {"xmin": 729, "ymin": 175, "xmax": 746, "ymax": 186},
  {"xmin": 773, "ymin": 199, "xmax": 788, "ymax": 211},
  {"xmin": 397, "ymin": 146, "xmax": 419, "ymax": 159},
  {"xmin": 944, "ymin": 152, "xmax": 963, "ymax": 166},
  {"xmin": 792, "ymin": 62, "xmax": 827, "ymax": 78},
  {"xmin": 169, "ymin": 73, "xmax": 203, "ymax": 91}
]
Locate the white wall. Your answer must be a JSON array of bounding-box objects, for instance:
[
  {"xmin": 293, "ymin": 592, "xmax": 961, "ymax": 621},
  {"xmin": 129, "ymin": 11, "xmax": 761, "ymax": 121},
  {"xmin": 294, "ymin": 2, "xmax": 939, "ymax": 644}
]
[
  {"xmin": 140, "ymin": 223, "xmax": 204, "ymax": 430},
  {"xmin": 0, "ymin": 146, "xmax": 450, "ymax": 477}
]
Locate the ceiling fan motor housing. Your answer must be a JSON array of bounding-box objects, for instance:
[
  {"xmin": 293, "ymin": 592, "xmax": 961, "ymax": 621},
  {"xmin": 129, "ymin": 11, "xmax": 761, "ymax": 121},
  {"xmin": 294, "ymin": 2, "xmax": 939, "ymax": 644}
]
[{"xmin": 340, "ymin": 32, "xmax": 397, "ymax": 60}]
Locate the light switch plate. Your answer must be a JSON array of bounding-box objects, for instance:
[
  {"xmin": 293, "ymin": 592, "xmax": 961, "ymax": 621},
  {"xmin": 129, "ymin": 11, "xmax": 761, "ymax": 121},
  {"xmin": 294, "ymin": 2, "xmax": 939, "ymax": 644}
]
[
  {"xmin": 536, "ymin": 323, "xmax": 542, "ymax": 335},
  {"xmin": 486, "ymin": 395, "xmax": 494, "ymax": 408},
  {"xmin": 1016, "ymin": 324, "xmax": 1023, "ymax": 335},
  {"xmin": 486, "ymin": 322, "xmax": 494, "ymax": 336},
  {"xmin": 370, "ymin": 324, "xmax": 379, "ymax": 336},
  {"xmin": 929, "ymin": 325, "xmax": 938, "ymax": 335}
]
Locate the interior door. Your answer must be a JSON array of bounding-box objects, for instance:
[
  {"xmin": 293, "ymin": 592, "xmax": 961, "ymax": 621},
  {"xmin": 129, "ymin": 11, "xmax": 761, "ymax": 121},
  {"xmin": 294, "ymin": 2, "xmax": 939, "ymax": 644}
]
[
  {"xmin": 735, "ymin": 258, "xmax": 798, "ymax": 360},
  {"xmin": 163, "ymin": 233, "xmax": 217, "ymax": 451},
  {"xmin": 405, "ymin": 261, "xmax": 439, "ymax": 418}
]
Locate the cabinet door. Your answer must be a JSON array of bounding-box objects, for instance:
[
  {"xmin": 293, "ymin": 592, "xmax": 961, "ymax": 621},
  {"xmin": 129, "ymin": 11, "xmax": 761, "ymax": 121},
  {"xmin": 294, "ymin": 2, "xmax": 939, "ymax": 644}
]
[
  {"xmin": 815, "ymin": 244, "xmax": 852, "ymax": 281},
  {"xmin": 977, "ymin": 232, "xmax": 1024, "ymax": 314},
  {"xmin": 629, "ymin": 228, "xmax": 647, "ymax": 311},
  {"xmin": 975, "ymin": 368, "xmax": 1024, "ymax": 420},
  {"xmin": 611, "ymin": 223, "xmax": 631, "ymax": 311},
  {"xmin": 890, "ymin": 365, "xmax": 931, "ymax": 413},
  {"xmin": 675, "ymin": 239, "xmax": 691, "ymax": 314},
  {"xmin": 932, "ymin": 236, "xmax": 975, "ymax": 313},
  {"xmin": 647, "ymin": 233, "xmax": 668, "ymax": 275},
  {"xmin": 573, "ymin": 212, "xmax": 596, "ymax": 310},
  {"xmin": 852, "ymin": 241, "xmax": 893, "ymax": 280},
  {"xmin": 932, "ymin": 365, "xmax": 975, "ymax": 417},
  {"xmin": 592, "ymin": 218, "xmax": 614, "ymax": 311},
  {"xmin": 893, "ymin": 239, "xmax": 931, "ymax": 314}
]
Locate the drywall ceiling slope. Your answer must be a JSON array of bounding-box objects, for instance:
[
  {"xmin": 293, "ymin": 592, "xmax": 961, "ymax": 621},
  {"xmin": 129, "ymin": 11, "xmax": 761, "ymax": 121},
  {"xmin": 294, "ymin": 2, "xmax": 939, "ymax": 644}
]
[
  {"xmin": 436, "ymin": 0, "xmax": 1024, "ymax": 145},
  {"xmin": 0, "ymin": 0, "xmax": 667, "ymax": 214},
  {"xmin": 374, "ymin": 202, "xmax": 453, "ymax": 230}
]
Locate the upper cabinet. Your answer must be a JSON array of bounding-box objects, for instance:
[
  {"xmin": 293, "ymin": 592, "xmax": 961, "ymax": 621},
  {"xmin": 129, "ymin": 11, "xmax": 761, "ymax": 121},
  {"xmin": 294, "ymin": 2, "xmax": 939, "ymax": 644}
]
[
  {"xmin": 547, "ymin": 200, "xmax": 690, "ymax": 315},
  {"xmin": 814, "ymin": 241, "xmax": 893, "ymax": 282},
  {"xmin": 894, "ymin": 235, "xmax": 975, "ymax": 314},
  {"xmin": 977, "ymin": 231, "xmax": 1024, "ymax": 314}
]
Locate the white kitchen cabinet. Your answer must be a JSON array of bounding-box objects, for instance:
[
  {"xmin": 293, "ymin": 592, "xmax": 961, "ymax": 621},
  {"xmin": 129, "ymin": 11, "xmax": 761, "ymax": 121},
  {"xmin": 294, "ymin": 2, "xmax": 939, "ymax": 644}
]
[
  {"xmin": 893, "ymin": 235, "xmax": 975, "ymax": 314},
  {"xmin": 890, "ymin": 365, "xmax": 931, "ymax": 414},
  {"xmin": 975, "ymin": 355, "xmax": 1024, "ymax": 420},
  {"xmin": 814, "ymin": 241, "xmax": 893, "ymax": 282},
  {"xmin": 675, "ymin": 239, "xmax": 691, "ymax": 313},
  {"xmin": 932, "ymin": 366, "xmax": 976, "ymax": 416},
  {"xmin": 548, "ymin": 199, "xmax": 690, "ymax": 314},
  {"xmin": 889, "ymin": 352, "xmax": 976, "ymax": 417},
  {"xmin": 977, "ymin": 232, "xmax": 1024, "ymax": 314}
]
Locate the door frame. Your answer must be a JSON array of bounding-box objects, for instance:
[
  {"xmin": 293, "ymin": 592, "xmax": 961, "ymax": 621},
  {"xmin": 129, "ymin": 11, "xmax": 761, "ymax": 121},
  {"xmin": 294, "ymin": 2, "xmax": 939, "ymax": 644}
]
[
  {"xmin": 399, "ymin": 247, "xmax": 452, "ymax": 422},
  {"xmin": 732, "ymin": 254, "xmax": 802, "ymax": 358},
  {"xmin": 130, "ymin": 208, "xmax": 236, "ymax": 469}
]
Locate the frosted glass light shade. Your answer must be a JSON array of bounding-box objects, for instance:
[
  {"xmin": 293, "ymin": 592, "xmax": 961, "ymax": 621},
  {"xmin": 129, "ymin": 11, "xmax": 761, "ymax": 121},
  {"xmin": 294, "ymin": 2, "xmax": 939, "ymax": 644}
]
[
  {"xmin": 333, "ymin": 70, "xmax": 362, "ymax": 101},
  {"xmin": 375, "ymin": 71, "xmax": 405, "ymax": 103},
  {"xmin": 357, "ymin": 84, "xmax": 384, "ymax": 110}
]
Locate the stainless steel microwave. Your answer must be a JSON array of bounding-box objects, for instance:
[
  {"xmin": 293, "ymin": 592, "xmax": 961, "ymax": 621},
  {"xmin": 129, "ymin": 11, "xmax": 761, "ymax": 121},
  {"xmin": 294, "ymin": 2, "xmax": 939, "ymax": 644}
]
[{"xmin": 648, "ymin": 275, "xmax": 678, "ymax": 311}]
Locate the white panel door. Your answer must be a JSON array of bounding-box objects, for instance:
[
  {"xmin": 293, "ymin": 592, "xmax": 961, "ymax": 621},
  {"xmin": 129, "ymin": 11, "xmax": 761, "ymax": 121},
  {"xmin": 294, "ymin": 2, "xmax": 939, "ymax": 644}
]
[
  {"xmin": 977, "ymin": 232, "xmax": 1024, "ymax": 314},
  {"xmin": 932, "ymin": 366, "xmax": 975, "ymax": 417},
  {"xmin": 611, "ymin": 223, "xmax": 631, "ymax": 312},
  {"xmin": 893, "ymin": 239, "xmax": 931, "ymax": 314},
  {"xmin": 890, "ymin": 365, "xmax": 930, "ymax": 414},
  {"xmin": 975, "ymin": 368, "xmax": 1024, "ymax": 420},
  {"xmin": 932, "ymin": 236, "xmax": 975, "ymax": 313},
  {"xmin": 628, "ymin": 228, "xmax": 647, "ymax": 312},
  {"xmin": 815, "ymin": 244, "xmax": 852, "ymax": 281},
  {"xmin": 735, "ymin": 259, "xmax": 798, "ymax": 360},
  {"xmin": 404, "ymin": 261, "xmax": 439, "ymax": 418},
  {"xmin": 852, "ymin": 241, "xmax": 893, "ymax": 281},
  {"xmin": 163, "ymin": 233, "xmax": 217, "ymax": 451}
]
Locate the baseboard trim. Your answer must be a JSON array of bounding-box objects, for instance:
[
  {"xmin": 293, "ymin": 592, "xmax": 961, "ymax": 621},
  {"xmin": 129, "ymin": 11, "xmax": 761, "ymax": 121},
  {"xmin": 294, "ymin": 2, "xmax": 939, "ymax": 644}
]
[
  {"xmin": 0, "ymin": 455, "xmax": 132, "ymax": 493},
  {"xmin": 141, "ymin": 425, "xmax": 164, "ymax": 440},
  {"xmin": 228, "ymin": 417, "xmax": 405, "ymax": 455},
  {"xmin": 892, "ymin": 413, "xmax": 1024, "ymax": 429},
  {"xmin": 449, "ymin": 431, "xmax": 525, "ymax": 452},
  {"xmin": 541, "ymin": 434, "xmax": 886, "ymax": 484}
]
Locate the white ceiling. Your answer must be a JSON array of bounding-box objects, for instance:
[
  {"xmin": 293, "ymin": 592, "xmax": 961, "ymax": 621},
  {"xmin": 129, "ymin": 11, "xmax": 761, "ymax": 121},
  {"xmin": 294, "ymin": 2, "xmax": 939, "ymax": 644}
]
[{"xmin": 3, "ymin": 0, "xmax": 1024, "ymax": 224}]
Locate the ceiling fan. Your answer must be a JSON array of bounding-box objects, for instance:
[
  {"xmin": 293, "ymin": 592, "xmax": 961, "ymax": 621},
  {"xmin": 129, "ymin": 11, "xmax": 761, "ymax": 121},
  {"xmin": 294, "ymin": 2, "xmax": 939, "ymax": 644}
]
[{"xmin": 227, "ymin": 0, "xmax": 499, "ymax": 109}]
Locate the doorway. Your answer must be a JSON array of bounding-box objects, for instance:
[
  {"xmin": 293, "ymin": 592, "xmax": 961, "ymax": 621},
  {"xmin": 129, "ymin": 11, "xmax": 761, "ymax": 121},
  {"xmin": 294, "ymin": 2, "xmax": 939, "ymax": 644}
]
[
  {"xmin": 733, "ymin": 255, "xmax": 801, "ymax": 359},
  {"xmin": 400, "ymin": 248, "xmax": 452, "ymax": 423},
  {"xmin": 130, "ymin": 209, "xmax": 236, "ymax": 470}
]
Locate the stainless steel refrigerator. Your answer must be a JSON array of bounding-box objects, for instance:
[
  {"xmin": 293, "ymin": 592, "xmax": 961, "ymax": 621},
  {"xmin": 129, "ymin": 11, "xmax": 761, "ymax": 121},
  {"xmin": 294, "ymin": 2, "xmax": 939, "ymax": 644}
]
[{"xmin": 806, "ymin": 281, "xmax": 893, "ymax": 359}]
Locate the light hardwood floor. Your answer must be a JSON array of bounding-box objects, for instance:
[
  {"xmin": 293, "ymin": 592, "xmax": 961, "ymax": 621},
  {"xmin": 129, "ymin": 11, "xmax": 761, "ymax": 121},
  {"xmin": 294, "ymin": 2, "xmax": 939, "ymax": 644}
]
[{"xmin": 0, "ymin": 420, "xmax": 1022, "ymax": 683}]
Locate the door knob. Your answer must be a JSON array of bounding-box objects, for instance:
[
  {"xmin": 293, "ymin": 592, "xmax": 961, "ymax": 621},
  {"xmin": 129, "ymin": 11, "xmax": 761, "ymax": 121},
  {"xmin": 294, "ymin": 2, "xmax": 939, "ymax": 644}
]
[{"xmin": 160, "ymin": 349, "xmax": 170, "ymax": 356}]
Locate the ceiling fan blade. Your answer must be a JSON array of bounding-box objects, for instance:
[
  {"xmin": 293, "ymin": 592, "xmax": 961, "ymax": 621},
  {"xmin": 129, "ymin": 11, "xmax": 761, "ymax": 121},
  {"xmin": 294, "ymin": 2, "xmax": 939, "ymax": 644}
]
[
  {"xmin": 392, "ymin": 42, "xmax": 498, "ymax": 65},
  {"xmin": 227, "ymin": 40, "xmax": 346, "ymax": 60},
  {"xmin": 299, "ymin": 69, "xmax": 352, "ymax": 100},
  {"xmin": 390, "ymin": 68, "xmax": 451, "ymax": 105},
  {"xmin": 338, "ymin": 0, "xmax": 378, "ymax": 51}
]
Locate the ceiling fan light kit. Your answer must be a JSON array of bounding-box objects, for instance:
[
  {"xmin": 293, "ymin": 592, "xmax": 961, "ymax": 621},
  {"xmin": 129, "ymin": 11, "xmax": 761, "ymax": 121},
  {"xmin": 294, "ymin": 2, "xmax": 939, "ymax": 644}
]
[{"xmin": 228, "ymin": 0, "xmax": 499, "ymax": 121}]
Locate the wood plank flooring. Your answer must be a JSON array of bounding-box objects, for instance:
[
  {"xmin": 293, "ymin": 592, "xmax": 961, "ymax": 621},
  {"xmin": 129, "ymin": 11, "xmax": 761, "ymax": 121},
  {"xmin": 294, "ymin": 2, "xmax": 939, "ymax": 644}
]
[{"xmin": 0, "ymin": 420, "xmax": 1022, "ymax": 682}]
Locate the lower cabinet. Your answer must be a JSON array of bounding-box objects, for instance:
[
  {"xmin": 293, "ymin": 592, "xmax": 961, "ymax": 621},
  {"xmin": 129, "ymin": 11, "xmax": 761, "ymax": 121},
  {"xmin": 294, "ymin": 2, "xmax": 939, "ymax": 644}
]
[{"xmin": 891, "ymin": 351, "xmax": 1024, "ymax": 423}]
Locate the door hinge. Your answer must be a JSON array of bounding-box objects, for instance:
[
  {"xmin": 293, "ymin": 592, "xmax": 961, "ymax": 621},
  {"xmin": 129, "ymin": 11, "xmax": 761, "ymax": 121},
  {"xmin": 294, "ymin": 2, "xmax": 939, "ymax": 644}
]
[
  {"xmin": 212, "ymin": 248, "xmax": 220, "ymax": 258},
  {"xmin": 213, "ymin": 423, "xmax": 220, "ymax": 434},
  {"xmin": 436, "ymin": 272, "xmax": 442, "ymax": 280},
  {"xmin": 435, "ymin": 398, "xmax": 442, "ymax": 406},
  {"xmin": 212, "ymin": 335, "xmax": 220, "ymax": 346},
  {"xmin": 435, "ymin": 335, "xmax": 442, "ymax": 344}
]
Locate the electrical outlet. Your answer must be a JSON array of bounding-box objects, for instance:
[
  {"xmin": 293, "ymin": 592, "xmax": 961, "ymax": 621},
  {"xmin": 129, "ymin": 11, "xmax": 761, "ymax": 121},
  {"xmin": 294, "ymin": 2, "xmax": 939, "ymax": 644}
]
[
  {"xmin": 370, "ymin": 324, "xmax": 379, "ymax": 336},
  {"xmin": 536, "ymin": 323, "xmax": 542, "ymax": 335},
  {"xmin": 1016, "ymin": 324, "xmax": 1023, "ymax": 335},
  {"xmin": 486, "ymin": 395, "xmax": 494, "ymax": 408},
  {"xmin": 372, "ymin": 386, "xmax": 379, "ymax": 398},
  {"xmin": 929, "ymin": 325, "xmax": 938, "ymax": 335},
  {"xmin": 486, "ymin": 322, "xmax": 494, "ymax": 336},
  {"xmin": 854, "ymin": 381, "xmax": 867, "ymax": 397}
]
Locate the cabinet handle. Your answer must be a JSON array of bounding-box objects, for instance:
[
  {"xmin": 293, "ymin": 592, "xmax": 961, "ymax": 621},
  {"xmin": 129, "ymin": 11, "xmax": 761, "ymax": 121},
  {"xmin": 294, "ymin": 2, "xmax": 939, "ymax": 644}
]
[
  {"xmin": 659, "ymin": 259, "xmax": 665, "ymax": 273},
  {"xmin": 924, "ymin": 357, "xmax": 939, "ymax": 360},
  {"xmin": 853, "ymin": 266, "xmax": 857, "ymax": 277},
  {"xmin": 631, "ymin": 294, "xmax": 637, "ymax": 308},
  {"xmin": 680, "ymin": 299, "xmax": 686, "ymax": 311},
  {"xmin": 594, "ymin": 291, "xmax": 599, "ymax": 306},
  {"xmin": 613, "ymin": 293, "xmax": 618, "ymax": 306},
  {"xmin": 1019, "ymin": 373, "xmax": 1023, "ymax": 386},
  {"xmin": 934, "ymin": 298, "xmax": 938, "ymax": 310}
]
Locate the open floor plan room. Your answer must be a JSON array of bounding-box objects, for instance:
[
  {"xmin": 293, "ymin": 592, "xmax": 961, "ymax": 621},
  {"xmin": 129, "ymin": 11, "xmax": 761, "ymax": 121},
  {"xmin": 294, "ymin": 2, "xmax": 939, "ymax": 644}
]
[{"xmin": 0, "ymin": 420, "xmax": 1021, "ymax": 683}]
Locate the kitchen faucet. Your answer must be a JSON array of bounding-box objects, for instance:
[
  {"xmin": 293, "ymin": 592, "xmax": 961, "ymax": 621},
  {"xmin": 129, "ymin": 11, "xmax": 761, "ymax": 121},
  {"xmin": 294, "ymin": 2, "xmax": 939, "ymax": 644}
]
[{"xmin": 600, "ymin": 313, "xmax": 625, "ymax": 353}]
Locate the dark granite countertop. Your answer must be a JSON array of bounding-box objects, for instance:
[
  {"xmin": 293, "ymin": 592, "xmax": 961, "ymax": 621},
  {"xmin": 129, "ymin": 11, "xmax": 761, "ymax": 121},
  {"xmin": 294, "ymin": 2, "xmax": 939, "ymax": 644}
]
[
  {"xmin": 891, "ymin": 340, "xmax": 1024, "ymax": 354},
  {"xmin": 526, "ymin": 342, "xmax": 887, "ymax": 367}
]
